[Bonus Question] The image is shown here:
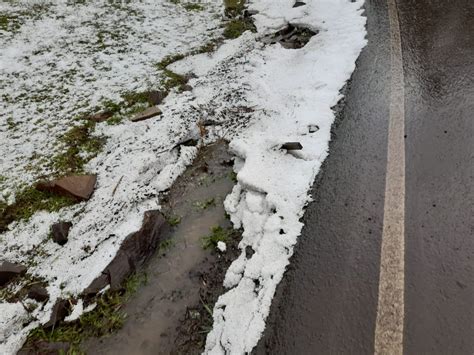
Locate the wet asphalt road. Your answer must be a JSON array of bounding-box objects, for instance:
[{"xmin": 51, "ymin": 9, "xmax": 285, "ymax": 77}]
[{"xmin": 256, "ymin": 0, "xmax": 473, "ymax": 354}]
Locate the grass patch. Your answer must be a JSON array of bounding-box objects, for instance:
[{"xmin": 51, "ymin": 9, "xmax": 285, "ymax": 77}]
[
  {"xmin": 161, "ymin": 69, "xmax": 188, "ymax": 92},
  {"xmin": 101, "ymin": 99, "xmax": 122, "ymax": 116},
  {"xmin": 158, "ymin": 239, "xmax": 176, "ymax": 255},
  {"xmin": 167, "ymin": 215, "xmax": 182, "ymax": 226},
  {"xmin": 201, "ymin": 226, "xmax": 230, "ymax": 249},
  {"xmin": 184, "ymin": 3, "xmax": 204, "ymax": 11},
  {"xmin": 0, "ymin": 186, "xmax": 76, "ymax": 233},
  {"xmin": 223, "ymin": 19, "xmax": 255, "ymax": 39},
  {"xmin": 52, "ymin": 121, "xmax": 105, "ymax": 175},
  {"xmin": 155, "ymin": 54, "xmax": 186, "ymax": 71},
  {"xmin": 121, "ymin": 91, "xmax": 152, "ymax": 107},
  {"xmin": 192, "ymin": 40, "xmax": 218, "ymax": 55},
  {"xmin": 26, "ymin": 273, "xmax": 147, "ymax": 353},
  {"xmin": 229, "ymin": 171, "xmax": 238, "ymax": 183},
  {"xmin": 194, "ymin": 198, "xmax": 216, "ymax": 210},
  {"xmin": 224, "ymin": 0, "xmax": 245, "ymax": 16},
  {"xmin": 155, "ymin": 54, "xmax": 189, "ymax": 93}
]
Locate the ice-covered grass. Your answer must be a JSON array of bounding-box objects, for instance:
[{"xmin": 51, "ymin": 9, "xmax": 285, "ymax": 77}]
[
  {"xmin": 0, "ymin": 0, "xmax": 221, "ymax": 199},
  {"xmin": 0, "ymin": 0, "xmax": 366, "ymax": 353}
]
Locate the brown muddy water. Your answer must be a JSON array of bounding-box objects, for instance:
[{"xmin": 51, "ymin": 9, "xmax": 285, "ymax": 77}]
[{"xmin": 83, "ymin": 142, "xmax": 240, "ymax": 355}]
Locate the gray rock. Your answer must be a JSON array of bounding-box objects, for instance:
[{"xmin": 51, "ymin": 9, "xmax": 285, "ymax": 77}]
[
  {"xmin": 88, "ymin": 111, "xmax": 114, "ymax": 123},
  {"xmin": 180, "ymin": 84, "xmax": 193, "ymax": 92},
  {"xmin": 44, "ymin": 299, "xmax": 70, "ymax": 328},
  {"xmin": 147, "ymin": 90, "xmax": 168, "ymax": 105},
  {"xmin": 27, "ymin": 284, "xmax": 49, "ymax": 302},
  {"xmin": 51, "ymin": 221, "xmax": 72, "ymax": 246},
  {"xmin": 131, "ymin": 106, "xmax": 162, "ymax": 122},
  {"xmin": 293, "ymin": 1, "xmax": 306, "ymax": 8},
  {"xmin": 281, "ymin": 142, "xmax": 303, "ymax": 151},
  {"xmin": 0, "ymin": 261, "xmax": 27, "ymax": 287}
]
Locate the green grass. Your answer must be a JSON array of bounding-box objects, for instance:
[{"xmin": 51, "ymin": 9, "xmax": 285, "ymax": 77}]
[
  {"xmin": 229, "ymin": 171, "xmax": 238, "ymax": 183},
  {"xmin": 0, "ymin": 186, "xmax": 76, "ymax": 233},
  {"xmin": 154, "ymin": 55, "xmax": 190, "ymax": 93},
  {"xmin": 52, "ymin": 121, "xmax": 105, "ymax": 175},
  {"xmin": 223, "ymin": 19, "xmax": 254, "ymax": 39},
  {"xmin": 167, "ymin": 215, "xmax": 182, "ymax": 226},
  {"xmin": 158, "ymin": 239, "xmax": 176, "ymax": 255},
  {"xmin": 161, "ymin": 69, "xmax": 188, "ymax": 92},
  {"xmin": 183, "ymin": 3, "xmax": 204, "ymax": 11},
  {"xmin": 121, "ymin": 91, "xmax": 152, "ymax": 107},
  {"xmin": 26, "ymin": 273, "xmax": 147, "ymax": 353},
  {"xmin": 192, "ymin": 40, "xmax": 218, "ymax": 55},
  {"xmin": 201, "ymin": 226, "xmax": 231, "ymax": 249},
  {"xmin": 224, "ymin": 0, "xmax": 245, "ymax": 16},
  {"xmin": 194, "ymin": 198, "xmax": 216, "ymax": 210},
  {"xmin": 155, "ymin": 54, "xmax": 186, "ymax": 71}
]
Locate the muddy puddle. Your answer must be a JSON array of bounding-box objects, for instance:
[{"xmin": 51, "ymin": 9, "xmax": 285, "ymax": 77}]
[{"xmin": 82, "ymin": 142, "xmax": 239, "ymax": 355}]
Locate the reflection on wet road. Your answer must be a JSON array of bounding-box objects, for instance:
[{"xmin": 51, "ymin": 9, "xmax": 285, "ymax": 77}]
[{"xmin": 256, "ymin": 0, "xmax": 474, "ymax": 354}]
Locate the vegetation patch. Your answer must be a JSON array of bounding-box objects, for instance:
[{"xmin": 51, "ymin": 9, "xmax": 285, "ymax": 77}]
[
  {"xmin": 158, "ymin": 239, "xmax": 176, "ymax": 255},
  {"xmin": 25, "ymin": 273, "xmax": 147, "ymax": 354},
  {"xmin": 52, "ymin": 121, "xmax": 105, "ymax": 176},
  {"xmin": 193, "ymin": 40, "xmax": 219, "ymax": 55},
  {"xmin": 224, "ymin": 0, "xmax": 246, "ymax": 17},
  {"xmin": 194, "ymin": 198, "xmax": 216, "ymax": 210},
  {"xmin": 167, "ymin": 215, "xmax": 182, "ymax": 226},
  {"xmin": 223, "ymin": 18, "xmax": 255, "ymax": 39},
  {"xmin": 0, "ymin": 186, "xmax": 76, "ymax": 233},
  {"xmin": 201, "ymin": 226, "xmax": 231, "ymax": 249},
  {"xmin": 184, "ymin": 3, "xmax": 204, "ymax": 11},
  {"xmin": 0, "ymin": 4, "xmax": 50, "ymax": 32}
]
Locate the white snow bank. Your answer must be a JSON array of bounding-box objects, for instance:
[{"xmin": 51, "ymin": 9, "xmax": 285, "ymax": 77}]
[
  {"xmin": 204, "ymin": 0, "xmax": 367, "ymax": 353},
  {"xmin": 0, "ymin": 0, "xmax": 221, "ymax": 199}
]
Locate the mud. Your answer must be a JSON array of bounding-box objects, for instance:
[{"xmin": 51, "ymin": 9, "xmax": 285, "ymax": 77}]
[{"xmin": 83, "ymin": 142, "xmax": 241, "ymax": 355}]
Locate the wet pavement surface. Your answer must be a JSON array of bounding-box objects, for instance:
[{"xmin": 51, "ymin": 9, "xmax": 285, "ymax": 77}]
[
  {"xmin": 256, "ymin": 0, "xmax": 473, "ymax": 354},
  {"xmin": 400, "ymin": 0, "xmax": 474, "ymax": 353}
]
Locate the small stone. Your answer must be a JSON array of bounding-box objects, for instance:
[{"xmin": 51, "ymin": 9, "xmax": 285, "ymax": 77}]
[
  {"xmin": 0, "ymin": 261, "xmax": 27, "ymax": 287},
  {"xmin": 309, "ymin": 124, "xmax": 319, "ymax": 133},
  {"xmin": 147, "ymin": 90, "xmax": 167, "ymax": 105},
  {"xmin": 51, "ymin": 222, "xmax": 72, "ymax": 246},
  {"xmin": 27, "ymin": 284, "xmax": 49, "ymax": 302},
  {"xmin": 179, "ymin": 138, "xmax": 198, "ymax": 147},
  {"xmin": 217, "ymin": 241, "xmax": 227, "ymax": 252},
  {"xmin": 88, "ymin": 111, "xmax": 113, "ymax": 123},
  {"xmin": 180, "ymin": 84, "xmax": 193, "ymax": 92},
  {"xmin": 44, "ymin": 299, "xmax": 70, "ymax": 328},
  {"xmin": 36, "ymin": 175, "xmax": 97, "ymax": 201},
  {"xmin": 245, "ymin": 246, "xmax": 255, "ymax": 259},
  {"xmin": 293, "ymin": 1, "xmax": 306, "ymax": 7},
  {"xmin": 281, "ymin": 142, "xmax": 303, "ymax": 151},
  {"xmin": 131, "ymin": 106, "xmax": 162, "ymax": 122},
  {"xmin": 243, "ymin": 9, "xmax": 259, "ymax": 18}
]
